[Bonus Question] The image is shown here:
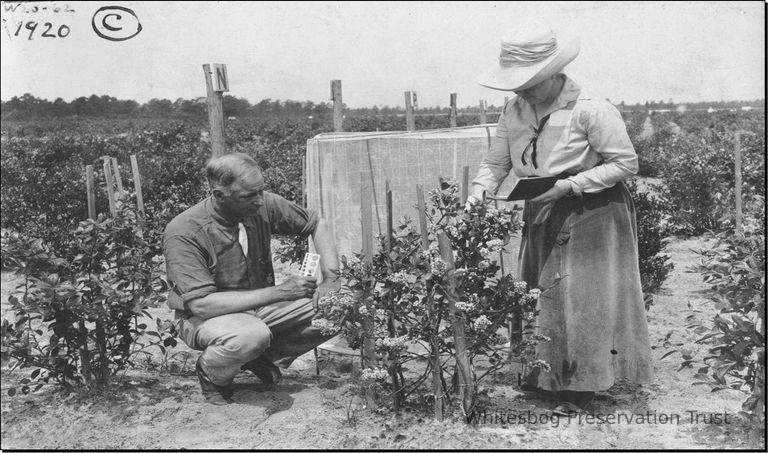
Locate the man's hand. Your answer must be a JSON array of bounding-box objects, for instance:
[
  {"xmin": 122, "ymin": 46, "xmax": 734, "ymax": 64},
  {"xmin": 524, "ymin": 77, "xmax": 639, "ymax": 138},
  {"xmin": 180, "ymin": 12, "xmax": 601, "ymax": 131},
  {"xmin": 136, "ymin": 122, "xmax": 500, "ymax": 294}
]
[
  {"xmin": 529, "ymin": 180, "xmax": 572, "ymax": 204},
  {"xmin": 278, "ymin": 275, "xmax": 318, "ymax": 300}
]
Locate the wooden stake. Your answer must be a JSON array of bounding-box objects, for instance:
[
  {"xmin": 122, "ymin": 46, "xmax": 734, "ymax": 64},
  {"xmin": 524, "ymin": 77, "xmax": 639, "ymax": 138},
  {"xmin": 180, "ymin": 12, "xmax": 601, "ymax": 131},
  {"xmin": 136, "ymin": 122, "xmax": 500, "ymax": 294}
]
[
  {"xmin": 103, "ymin": 158, "xmax": 116, "ymax": 216},
  {"xmin": 202, "ymin": 64, "xmax": 227, "ymax": 157},
  {"xmin": 449, "ymin": 93, "xmax": 457, "ymax": 128},
  {"xmin": 111, "ymin": 157, "xmax": 124, "ymax": 193},
  {"xmin": 405, "ymin": 91, "xmax": 416, "ymax": 131},
  {"xmin": 479, "ymin": 100, "xmax": 487, "ymax": 124},
  {"xmin": 437, "ymin": 231, "xmax": 476, "ymax": 420},
  {"xmin": 461, "ymin": 166, "xmax": 470, "ymax": 205},
  {"xmin": 734, "ymin": 131, "xmax": 743, "ymax": 233},
  {"xmin": 385, "ymin": 181, "xmax": 393, "ymax": 253},
  {"xmin": 361, "ymin": 174, "xmax": 374, "ymax": 265},
  {"xmin": 130, "ymin": 155, "xmax": 145, "ymax": 215},
  {"xmin": 416, "ymin": 185, "xmax": 429, "ymax": 250},
  {"xmin": 416, "ymin": 184, "xmax": 443, "ymax": 420},
  {"xmin": 86, "ymin": 165, "xmax": 96, "ymax": 220},
  {"xmin": 331, "ymin": 80, "xmax": 343, "ymax": 132},
  {"xmin": 360, "ymin": 174, "xmax": 377, "ymax": 409}
]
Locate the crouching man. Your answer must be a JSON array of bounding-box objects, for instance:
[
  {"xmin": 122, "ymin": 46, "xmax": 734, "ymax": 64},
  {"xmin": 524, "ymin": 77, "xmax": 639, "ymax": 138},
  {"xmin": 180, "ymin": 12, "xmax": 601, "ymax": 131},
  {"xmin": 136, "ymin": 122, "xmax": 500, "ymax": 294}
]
[{"xmin": 163, "ymin": 152, "xmax": 339, "ymax": 404}]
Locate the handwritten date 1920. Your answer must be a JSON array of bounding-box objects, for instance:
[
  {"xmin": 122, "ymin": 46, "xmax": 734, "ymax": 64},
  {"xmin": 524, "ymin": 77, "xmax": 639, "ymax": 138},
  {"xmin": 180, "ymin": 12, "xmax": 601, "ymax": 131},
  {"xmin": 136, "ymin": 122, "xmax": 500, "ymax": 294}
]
[{"xmin": 13, "ymin": 21, "xmax": 71, "ymax": 40}]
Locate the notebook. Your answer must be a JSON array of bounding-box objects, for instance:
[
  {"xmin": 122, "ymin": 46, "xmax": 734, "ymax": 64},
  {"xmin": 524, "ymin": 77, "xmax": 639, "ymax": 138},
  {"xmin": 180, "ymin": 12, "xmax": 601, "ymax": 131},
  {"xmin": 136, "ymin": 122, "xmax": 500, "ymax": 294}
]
[{"xmin": 503, "ymin": 176, "xmax": 561, "ymax": 201}]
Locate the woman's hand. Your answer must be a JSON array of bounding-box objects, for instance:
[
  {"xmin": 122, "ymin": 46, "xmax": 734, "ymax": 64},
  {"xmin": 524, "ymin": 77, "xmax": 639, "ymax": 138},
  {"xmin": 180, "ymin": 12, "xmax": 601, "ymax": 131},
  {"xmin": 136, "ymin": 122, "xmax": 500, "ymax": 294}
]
[{"xmin": 530, "ymin": 180, "xmax": 573, "ymax": 203}]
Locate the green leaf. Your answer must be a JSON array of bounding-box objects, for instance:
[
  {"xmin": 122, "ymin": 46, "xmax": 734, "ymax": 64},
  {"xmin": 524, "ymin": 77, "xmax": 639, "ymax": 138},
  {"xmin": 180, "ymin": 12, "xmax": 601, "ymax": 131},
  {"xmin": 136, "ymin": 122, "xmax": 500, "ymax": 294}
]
[{"xmin": 660, "ymin": 350, "xmax": 678, "ymax": 360}]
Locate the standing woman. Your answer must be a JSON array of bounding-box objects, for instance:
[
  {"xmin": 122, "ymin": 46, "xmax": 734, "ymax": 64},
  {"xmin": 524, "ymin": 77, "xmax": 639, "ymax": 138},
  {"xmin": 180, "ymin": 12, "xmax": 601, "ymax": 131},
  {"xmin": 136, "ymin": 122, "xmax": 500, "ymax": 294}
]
[{"xmin": 468, "ymin": 23, "xmax": 653, "ymax": 403}]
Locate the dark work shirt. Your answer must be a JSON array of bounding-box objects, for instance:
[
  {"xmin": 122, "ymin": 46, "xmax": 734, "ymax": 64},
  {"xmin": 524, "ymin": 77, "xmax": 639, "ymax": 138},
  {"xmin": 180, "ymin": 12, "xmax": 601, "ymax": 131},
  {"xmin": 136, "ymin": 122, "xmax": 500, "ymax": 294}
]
[{"xmin": 163, "ymin": 193, "xmax": 319, "ymax": 313}]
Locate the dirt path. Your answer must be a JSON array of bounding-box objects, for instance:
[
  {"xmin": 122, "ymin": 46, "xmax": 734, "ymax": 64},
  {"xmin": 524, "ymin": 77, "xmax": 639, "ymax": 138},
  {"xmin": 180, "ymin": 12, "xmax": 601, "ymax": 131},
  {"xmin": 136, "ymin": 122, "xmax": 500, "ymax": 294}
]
[{"xmin": 0, "ymin": 237, "xmax": 763, "ymax": 449}]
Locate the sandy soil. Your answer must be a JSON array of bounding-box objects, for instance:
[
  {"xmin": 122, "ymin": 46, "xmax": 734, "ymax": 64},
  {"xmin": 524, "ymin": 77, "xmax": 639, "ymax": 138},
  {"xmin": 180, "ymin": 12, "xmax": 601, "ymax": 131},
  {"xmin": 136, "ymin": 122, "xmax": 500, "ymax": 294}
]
[{"xmin": 0, "ymin": 236, "xmax": 764, "ymax": 450}]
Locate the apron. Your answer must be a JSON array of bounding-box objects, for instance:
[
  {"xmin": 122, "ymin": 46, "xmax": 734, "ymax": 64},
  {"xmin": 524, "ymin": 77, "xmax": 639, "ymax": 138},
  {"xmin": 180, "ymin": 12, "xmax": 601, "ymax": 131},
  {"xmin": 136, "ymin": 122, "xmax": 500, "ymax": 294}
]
[{"xmin": 520, "ymin": 182, "xmax": 654, "ymax": 391}]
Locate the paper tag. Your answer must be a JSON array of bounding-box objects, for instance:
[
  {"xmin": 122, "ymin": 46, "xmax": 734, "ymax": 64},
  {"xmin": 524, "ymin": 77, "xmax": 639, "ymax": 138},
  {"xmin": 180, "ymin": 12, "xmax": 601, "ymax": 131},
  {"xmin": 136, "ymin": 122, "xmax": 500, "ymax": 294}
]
[{"xmin": 299, "ymin": 253, "xmax": 321, "ymax": 277}]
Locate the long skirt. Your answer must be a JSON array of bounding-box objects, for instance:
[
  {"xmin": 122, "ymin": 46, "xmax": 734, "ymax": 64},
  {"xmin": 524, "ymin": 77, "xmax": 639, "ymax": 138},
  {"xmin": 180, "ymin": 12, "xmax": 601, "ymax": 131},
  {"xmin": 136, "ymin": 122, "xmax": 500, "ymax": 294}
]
[{"xmin": 519, "ymin": 182, "xmax": 654, "ymax": 392}]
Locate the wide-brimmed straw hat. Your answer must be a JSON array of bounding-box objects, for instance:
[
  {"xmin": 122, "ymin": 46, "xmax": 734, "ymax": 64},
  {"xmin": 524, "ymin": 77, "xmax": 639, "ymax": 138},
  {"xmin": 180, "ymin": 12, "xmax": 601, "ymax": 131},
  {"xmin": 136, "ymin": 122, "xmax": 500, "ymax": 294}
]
[{"xmin": 477, "ymin": 22, "xmax": 580, "ymax": 92}]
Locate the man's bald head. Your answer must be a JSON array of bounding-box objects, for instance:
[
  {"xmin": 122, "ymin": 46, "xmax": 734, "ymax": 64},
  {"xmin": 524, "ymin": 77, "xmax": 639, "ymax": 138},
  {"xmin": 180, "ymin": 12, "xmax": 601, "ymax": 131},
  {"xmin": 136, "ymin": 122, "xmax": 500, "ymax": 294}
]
[{"xmin": 205, "ymin": 153, "xmax": 263, "ymax": 195}]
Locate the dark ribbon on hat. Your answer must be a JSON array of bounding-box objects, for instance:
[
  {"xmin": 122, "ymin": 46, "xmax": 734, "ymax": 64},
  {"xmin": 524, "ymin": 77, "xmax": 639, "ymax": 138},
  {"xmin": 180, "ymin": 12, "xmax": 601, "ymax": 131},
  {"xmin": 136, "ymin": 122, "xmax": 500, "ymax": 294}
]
[{"xmin": 521, "ymin": 114, "xmax": 551, "ymax": 169}]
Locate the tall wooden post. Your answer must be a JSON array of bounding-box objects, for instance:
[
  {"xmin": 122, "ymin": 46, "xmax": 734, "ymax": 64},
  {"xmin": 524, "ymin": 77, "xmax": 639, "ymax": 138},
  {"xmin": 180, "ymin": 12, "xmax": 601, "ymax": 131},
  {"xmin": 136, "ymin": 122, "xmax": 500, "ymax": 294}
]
[
  {"xmin": 331, "ymin": 80, "xmax": 343, "ymax": 132},
  {"xmin": 86, "ymin": 165, "xmax": 96, "ymax": 220},
  {"xmin": 110, "ymin": 157, "xmax": 124, "ymax": 193},
  {"xmin": 202, "ymin": 64, "xmax": 227, "ymax": 157},
  {"xmin": 102, "ymin": 158, "xmax": 116, "ymax": 216},
  {"xmin": 405, "ymin": 91, "xmax": 416, "ymax": 131},
  {"xmin": 734, "ymin": 131, "xmax": 743, "ymax": 233},
  {"xmin": 479, "ymin": 100, "xmax": 487, "ymax": 124},
  {"xmin": 461, "ymin": 166, "xmax": 470, "ymax": 205},
  {"xmin": 449, "ymin": 93, "xmax": 457, "ymax": 128},
  {"xmin": 417, "ymin": 185, "xmax": 443, "ymax": 421},
  {"xmin": 79, "ymin": 164, "xmax": 95, "ymax": 383},
  {"xmin": 437, "ymin": 231, "xmax": 476, "ymax": 420},
  {"xmin": 360, "ymin": 173, "xmax": 377, "ymax": 409},
  {"xmin": 130, "ymin": 155, "xmax": 145, "ymax": 215},
  {"xmin": 416, "ymin": 185, "xmax": 430, "ymax": 251}
]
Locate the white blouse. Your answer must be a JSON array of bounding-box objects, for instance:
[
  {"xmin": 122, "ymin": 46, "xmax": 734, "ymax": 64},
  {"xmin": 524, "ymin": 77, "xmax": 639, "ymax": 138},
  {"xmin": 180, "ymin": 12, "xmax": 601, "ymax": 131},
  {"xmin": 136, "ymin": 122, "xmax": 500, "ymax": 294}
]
[{"xmin": 470, "ymin": 74, "xmax": 638, "ymax": 199}]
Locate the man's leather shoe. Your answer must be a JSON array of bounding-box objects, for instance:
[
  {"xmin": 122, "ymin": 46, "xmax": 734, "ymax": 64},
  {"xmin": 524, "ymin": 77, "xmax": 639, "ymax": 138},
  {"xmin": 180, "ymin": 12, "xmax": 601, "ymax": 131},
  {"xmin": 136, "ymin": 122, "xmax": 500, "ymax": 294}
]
[
  {"xmin": 196, "ymin": 357, "xmax": 234, "ymax": 405},
  {"xmin": 240, "ymin": 356, "xmax": 283, "ymax": 384}
]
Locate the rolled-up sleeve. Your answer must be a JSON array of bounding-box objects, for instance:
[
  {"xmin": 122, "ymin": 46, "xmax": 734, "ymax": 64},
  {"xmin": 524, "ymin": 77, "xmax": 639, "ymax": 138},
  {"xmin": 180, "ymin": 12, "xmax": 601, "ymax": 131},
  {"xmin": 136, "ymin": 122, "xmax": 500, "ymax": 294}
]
[
  {"xmin": 471, "ymin": 105, "xmax": 513, "ymax": 199},
  {"xmin": 163, "ymin": 234, "xmax": 217, "ymax": 311},
  {"xmin": 568, "ymin": 100, "xmax": 638, "ymax": 194},
  {"xmin": 265, "ymin": 193, "xmax": 319, "ymax": 236}
]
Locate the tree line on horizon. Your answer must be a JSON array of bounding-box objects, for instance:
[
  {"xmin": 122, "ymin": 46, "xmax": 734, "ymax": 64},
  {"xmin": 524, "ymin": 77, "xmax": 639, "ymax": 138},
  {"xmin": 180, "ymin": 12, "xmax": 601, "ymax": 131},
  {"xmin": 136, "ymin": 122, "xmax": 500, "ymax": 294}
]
[{"xmin": 1, "ymin": 93, "xmax": 764, "ymax": 121}]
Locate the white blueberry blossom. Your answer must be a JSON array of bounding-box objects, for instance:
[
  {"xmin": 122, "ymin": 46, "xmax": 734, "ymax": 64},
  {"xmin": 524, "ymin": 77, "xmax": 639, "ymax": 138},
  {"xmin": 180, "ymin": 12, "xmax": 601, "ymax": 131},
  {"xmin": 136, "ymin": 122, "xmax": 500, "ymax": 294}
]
[
  {"xmin": 523, "ymin": 312, "xmax": 536, "ymax": 322},
  {"xmin": 514, "ymin": 281, "xmax": 528, "ymax": 292},
  {"xmin": 360, "ymin": 367, "xmax": 389, "ymax": 382},
  {"xmin": 344, "ymin": 255, "xmax": 368, "ymax": 275},
  {"xmin": 455, "ymin": 301, "xmax": 477, "ymax": 312},
  {"xmin": 486, "ymin": 238, "xmax": 504, "ymax": 252},
  {"xmin": 388, "ymin": 270, "xmax": 413, "ymax": 285},
  {"xmin": 375, "ymin": 335, "xmax": 409, "ymax": 349},
  {"xmin": 528, "ymin": 359, "xmax": 551, "ymax": 373},
  {"xmin": 311, "ymin": 318, "xmax": 340, "ymax": 335},
  {"xmin": 430, "ymin": 257, "xmax": 448, "ymax": 277},
  {"xmin": 318, "ymin": 291, "xmax": 354, "ymax": 308},
  {"xmin": 528, "ymin": 288, "xmax": 542, "ymax": 300},
  {"xmin": 473, "ymin": 315, "xmax": 492, "ymax": 331}
]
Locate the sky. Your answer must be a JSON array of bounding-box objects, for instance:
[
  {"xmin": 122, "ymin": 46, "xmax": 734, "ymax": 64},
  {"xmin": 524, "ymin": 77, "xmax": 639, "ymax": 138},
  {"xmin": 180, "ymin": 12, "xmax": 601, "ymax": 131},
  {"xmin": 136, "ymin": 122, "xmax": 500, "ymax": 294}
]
[{"xmin": 0, "ymin": 1, "xmax": 765, "ymax": 108}]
